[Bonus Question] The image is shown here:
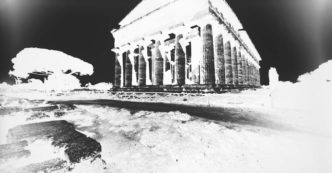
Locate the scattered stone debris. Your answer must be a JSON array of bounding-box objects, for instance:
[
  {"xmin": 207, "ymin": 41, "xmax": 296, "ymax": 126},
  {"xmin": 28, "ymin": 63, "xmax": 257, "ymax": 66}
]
[
  {"xmin": 52, "ymin": 104, "xmax": 76, "ymax": 118},
  {"xmin": 26, "ymin": 112, "xmax": 50, "ymax": 121},
  {"xmin": 28, "ymin": 105, "xmax": 59, "ymax": 112},
  {"xmin": 57, "ymin": 104, "xmax": 76, "ymax": 111},
  {"xmin": 149, "ymin": 125, "xmax": 160, "ymax": 132},
  {"xmin": 54, "ymin": 111, "xmax": 66, "ymax": 118},
  {"xmin": 7, "ymin": 120, "xmax": 101, "ymax": 163},
  {"xmin": 120, "ymin": 130, "xmax": 142, "ymax": 141},
  {"xmin": 0, "ymin": 141, "xmax": 30, "ymax": 163}
]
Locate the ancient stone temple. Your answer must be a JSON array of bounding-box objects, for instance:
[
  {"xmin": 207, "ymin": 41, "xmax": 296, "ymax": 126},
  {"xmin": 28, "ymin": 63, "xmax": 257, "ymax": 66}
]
[{"xmin": 112, "ymin": 0, "xmax": 261, "ymax": 92}]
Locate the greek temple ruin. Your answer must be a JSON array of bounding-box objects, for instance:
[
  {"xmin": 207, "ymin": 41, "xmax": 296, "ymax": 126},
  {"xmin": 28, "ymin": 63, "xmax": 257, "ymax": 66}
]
[{"xmin": 112, "ymin": 0, "xmax": 261, "ymax": 92}]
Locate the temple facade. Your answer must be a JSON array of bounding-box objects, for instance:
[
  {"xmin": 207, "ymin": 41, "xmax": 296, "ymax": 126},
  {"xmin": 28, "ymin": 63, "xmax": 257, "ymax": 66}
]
[{"xmin": 112, "ymin": 0, "xmax": 261, "ymax": 92}]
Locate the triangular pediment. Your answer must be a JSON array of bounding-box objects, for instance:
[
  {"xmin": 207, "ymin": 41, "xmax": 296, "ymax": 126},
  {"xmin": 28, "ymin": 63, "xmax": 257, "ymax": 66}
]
[
  {"xmin": 119, "ymin": 0, "xmax": 243, "ymax": 30},
  {"xmin": 120, "ymin": 0, "xmax": 177, "ymax": 26}
]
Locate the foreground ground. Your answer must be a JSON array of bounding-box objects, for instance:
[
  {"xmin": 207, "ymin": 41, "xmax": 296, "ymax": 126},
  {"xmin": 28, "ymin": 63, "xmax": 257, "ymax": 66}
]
[{"xmin": 0, "ymin": 88, "xmax": 331, "ymax": 173}]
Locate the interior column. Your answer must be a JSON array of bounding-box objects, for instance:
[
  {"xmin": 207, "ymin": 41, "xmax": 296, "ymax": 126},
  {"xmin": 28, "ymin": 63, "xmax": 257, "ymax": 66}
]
[
  {"xmin": 175, "ymin": 34, "xmax": 186, "ymax": 85},
  {"xmin": 124, "ymin": 50, "xmax": 132, "ymax": 87},
  {"xmin": 153, "ymin": 41, "xmax": 164, "ymax": 86}
]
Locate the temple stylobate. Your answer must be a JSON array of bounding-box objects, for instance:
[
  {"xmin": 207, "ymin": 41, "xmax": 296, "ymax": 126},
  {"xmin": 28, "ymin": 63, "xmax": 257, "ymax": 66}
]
[{"xmin": 112, "ymin": 0, "xmax": 261, "ymax": 92}]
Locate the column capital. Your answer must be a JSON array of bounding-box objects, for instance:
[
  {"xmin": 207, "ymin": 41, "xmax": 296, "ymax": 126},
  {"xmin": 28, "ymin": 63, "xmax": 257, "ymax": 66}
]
[{"xmin": 111, "ymin": 47, "xmax": 120, "ymax": 54}]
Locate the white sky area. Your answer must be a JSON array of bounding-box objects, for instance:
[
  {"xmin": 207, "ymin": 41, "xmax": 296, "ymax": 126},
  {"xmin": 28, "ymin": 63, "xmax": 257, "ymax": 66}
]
[{"xmin": 9, "ymin": 48, "xmax": 94, "ymax": 79}]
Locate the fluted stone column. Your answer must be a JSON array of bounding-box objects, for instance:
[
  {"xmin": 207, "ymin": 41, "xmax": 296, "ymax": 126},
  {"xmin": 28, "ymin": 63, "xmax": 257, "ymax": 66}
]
[
  {"xmin": 251, "ymin": 65, "xmax": 254, "ymax": 86},
  {"xmin": 138, "ymin": 46, "xmax": 146, "ymax": 86},
  {"xmin": 124, "ymin": 51, "xmax": 132, "ymax": 87},
  {"xmin": 257, "ymin": 69, "xmax": 261, "ymax": 86},
  {"xmin": 237, "ymin": 51, "xmax": 243, "ymax": 86},
  {"xmin": 232, "ymin": 47, "xmax": 238, "ymax": 86},
  {"xmin": 215, "ymin": 34, "xmax": 225, "ymax": 85},
  {"xmin": 245, "ymin": 59, "xmax": 249, "ymax": 86},
  {"xmin": 247, "ymin": 63, "xmax": 251, "ymax": 86},
  {"xmin": 249, "ymin": 63, "xmax": 253, "ymax": 86},
  {"xmin": 252, "ymin": 66, "xmax": 256, "ymax": 86},
  {"xmin": 224, "ymin": 41, "xmax": 233, "ymax": 85},
  {"xmin": 153, "ymin": 41, "xmax": 164, "ymax": 86},
  {"xmin": 114, "ymin": 54, "xmax": 121, "ymax": 87},
  {"xmin": 255, "ymin": 67, "xmax": 258, "ymax": 86},
  {"xmin": 241, "ymin": 56, "xmax": 246, "ymax": 85},
  {"xmin": 243, "ymin": 56, "xmax": 246, "ymax": 86},
  {"xmin": 252, "ymin": 65, "xmax": 255, "ymax": 86},
  {"xmin": 201, "ymin": 24, "xmax": 215, "ymax": 85},
  {"xmin": 134, "ymin": 55, "xmax": 139, "ymax": 85},
  {"xmin": 175, "ymin": 34, "xmax": 186, "ymax": 85},
  {"xmin": 255, "ymin": 66, "xmax": 259, "ymax": 86}
]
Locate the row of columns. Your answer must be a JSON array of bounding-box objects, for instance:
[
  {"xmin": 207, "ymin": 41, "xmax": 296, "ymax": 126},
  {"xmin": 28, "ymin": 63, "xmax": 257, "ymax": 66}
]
[{"xmin": 114, "ymin": 23, "xmax": 260, "ymax": 88}]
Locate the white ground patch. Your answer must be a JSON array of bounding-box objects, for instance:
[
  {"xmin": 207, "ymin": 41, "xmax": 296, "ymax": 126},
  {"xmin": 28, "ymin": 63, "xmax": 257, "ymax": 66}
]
[
  {"xmin": 86, "ymin": 82, "xmax": 113, "ymax": 91},
  {"xmin": 0, "ymin": 60, "xmax": 331, "ymax": 172},
  {"xmin": 63, "ymin": 105, "xmax": 332, "ymax": 173},
  {"xmin": 1, "ymin": 95, "xmax": 331, "ymax": 173},
  {"xmin": 0, "ymin": 139, "xmax": 66, "ymax": 172}
]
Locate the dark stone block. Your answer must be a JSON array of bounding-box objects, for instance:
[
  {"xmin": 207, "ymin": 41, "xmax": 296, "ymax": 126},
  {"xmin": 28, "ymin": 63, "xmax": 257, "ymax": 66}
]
[{"xmin": 7, "ymin": 120, "xmax": 101, "ymax": 163}]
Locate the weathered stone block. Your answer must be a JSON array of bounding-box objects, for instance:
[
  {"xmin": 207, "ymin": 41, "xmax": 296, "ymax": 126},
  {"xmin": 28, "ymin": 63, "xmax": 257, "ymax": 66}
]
[{"xmin": 7, "ymin": 120, "xmax": 101, "ymax": 163}]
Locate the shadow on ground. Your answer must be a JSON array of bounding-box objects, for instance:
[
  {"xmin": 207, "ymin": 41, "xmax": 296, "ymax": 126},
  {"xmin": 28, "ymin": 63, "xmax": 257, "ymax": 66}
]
[{"xmin": 49, "ymin": 99, "xmax": 289, "ymax": 130}]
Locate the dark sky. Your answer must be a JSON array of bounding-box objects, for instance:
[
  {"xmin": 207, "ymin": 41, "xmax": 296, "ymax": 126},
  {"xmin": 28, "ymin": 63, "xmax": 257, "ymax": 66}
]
[{"xmin": 0, "ymin": 0, "xmax": 331, "ymax": 85}]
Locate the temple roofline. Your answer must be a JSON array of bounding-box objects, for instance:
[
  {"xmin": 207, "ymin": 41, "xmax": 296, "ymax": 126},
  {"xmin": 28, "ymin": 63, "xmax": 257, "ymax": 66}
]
[{"xmin": 113, "ymin": 0, "xmax": 180, "ymax": 34}]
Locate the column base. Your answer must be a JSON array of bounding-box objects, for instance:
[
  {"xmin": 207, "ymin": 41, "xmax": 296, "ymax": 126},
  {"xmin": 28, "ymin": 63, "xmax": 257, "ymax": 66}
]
[{"xmin": 110, "ymin": 84, "xmax": 261, "ymax": 93}]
